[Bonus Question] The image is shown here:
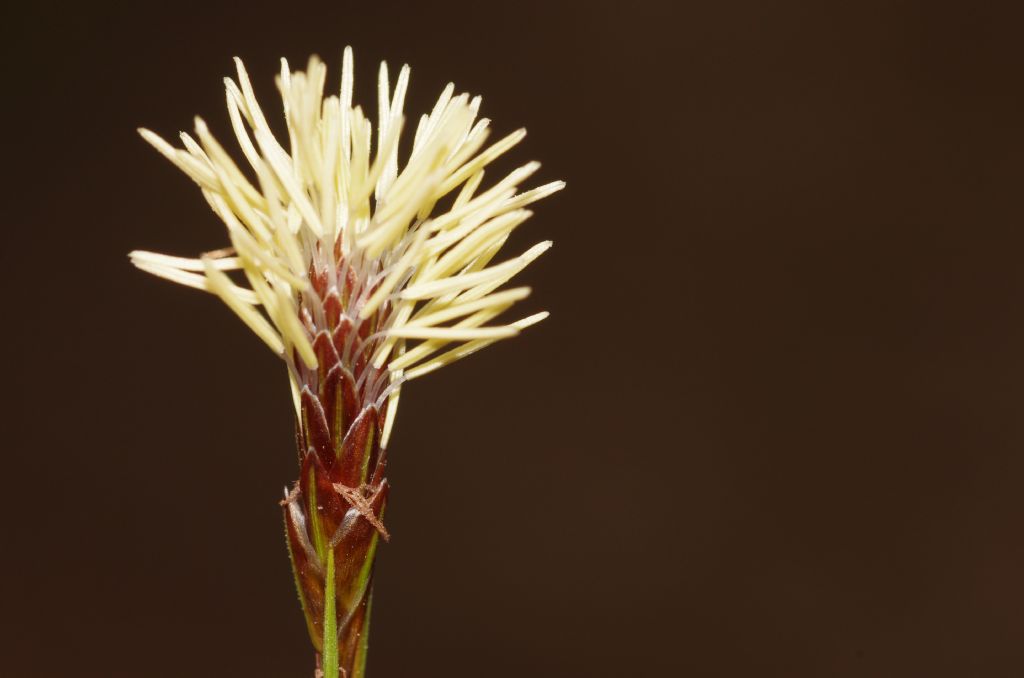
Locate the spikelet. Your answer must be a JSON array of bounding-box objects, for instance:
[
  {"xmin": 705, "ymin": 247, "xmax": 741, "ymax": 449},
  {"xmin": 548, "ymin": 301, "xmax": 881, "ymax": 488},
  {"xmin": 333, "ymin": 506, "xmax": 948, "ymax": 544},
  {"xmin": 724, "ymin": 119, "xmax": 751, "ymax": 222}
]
[
  {"xmin": 132, "ymin": 49, "xmax": 560, "ymax": 678},
  {"xmin": 132, "ymin": 48, "xmax": 561, "ymax": 447}
]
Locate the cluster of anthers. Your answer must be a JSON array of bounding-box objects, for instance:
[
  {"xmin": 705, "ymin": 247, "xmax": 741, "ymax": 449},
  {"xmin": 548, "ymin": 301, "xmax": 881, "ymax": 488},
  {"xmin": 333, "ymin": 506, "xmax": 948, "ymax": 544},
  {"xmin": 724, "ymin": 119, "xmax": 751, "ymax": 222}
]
[{"xmin": 130, "ymin": 47, "xmax": 562, "ymax": 447}]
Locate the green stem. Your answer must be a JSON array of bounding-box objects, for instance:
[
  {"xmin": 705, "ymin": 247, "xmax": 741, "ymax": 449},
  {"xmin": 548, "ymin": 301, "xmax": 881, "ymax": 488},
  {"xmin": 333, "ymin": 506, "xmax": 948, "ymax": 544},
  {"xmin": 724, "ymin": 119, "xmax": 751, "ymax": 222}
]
[{"xmin": 323, "ymin": 549, "xmax": 338, "ymax": 678}]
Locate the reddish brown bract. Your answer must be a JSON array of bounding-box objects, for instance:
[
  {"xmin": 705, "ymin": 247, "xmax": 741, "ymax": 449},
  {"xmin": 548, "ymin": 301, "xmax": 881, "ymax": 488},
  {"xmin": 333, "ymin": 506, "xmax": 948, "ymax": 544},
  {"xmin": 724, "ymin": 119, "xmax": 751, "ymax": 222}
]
[{"xmin": 283, "ymin": 253, "xmax": 392, "ymax": 675}]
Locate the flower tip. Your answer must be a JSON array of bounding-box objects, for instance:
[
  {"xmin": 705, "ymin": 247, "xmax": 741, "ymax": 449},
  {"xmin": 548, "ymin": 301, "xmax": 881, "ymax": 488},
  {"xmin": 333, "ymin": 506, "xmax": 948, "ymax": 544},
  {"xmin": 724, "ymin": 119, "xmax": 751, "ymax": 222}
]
[
  {"xmin": 515, "ymin": 311, "xmax": 550, "ymax": 330},
  {"xmin": 127, "ymin": 250, "xmax": 159, "ymax": 274},
  {"xmin": 137, "ymin": 128, "xmax": 168, "ymax": 149},
  {"xmin": 232, "ymin": 56, "xmax": 250, "ymax": 82}
]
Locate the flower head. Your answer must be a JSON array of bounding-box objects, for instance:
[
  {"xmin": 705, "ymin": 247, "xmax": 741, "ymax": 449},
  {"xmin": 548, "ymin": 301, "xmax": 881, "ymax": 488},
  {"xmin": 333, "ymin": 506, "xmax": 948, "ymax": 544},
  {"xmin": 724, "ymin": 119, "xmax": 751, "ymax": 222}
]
[
  {"xmin": 132, "ymin": 49, "xmax": 561, "ymax": 677},
  {"xmin": 131, "ymin": 48, "xmax": 562, "ymax": 447}
]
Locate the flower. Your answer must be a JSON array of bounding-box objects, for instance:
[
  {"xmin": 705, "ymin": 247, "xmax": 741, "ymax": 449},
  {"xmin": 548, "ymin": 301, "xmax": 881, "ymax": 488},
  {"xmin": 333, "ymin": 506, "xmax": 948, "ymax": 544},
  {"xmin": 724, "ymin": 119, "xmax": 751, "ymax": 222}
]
[
  {"xmin": 131, "ymin": 47, "xmax": 561, "ymax": 678},
  {"xmin": 131, "ymin": 46, "xmax": 561, "ymax": 445}
]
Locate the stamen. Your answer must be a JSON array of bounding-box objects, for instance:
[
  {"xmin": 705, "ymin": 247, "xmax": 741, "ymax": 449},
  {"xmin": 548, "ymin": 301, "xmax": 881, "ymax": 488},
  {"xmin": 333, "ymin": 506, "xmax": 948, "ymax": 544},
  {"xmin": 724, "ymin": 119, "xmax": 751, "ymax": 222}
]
[{"xmin": 135, "ymin": 49, "xmax": 560, "ymax": 442}]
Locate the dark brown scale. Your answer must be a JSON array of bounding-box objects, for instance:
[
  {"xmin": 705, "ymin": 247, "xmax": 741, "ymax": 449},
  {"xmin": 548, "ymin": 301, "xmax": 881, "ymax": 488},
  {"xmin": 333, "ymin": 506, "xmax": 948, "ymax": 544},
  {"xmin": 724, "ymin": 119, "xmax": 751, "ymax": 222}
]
[
  {"xmin": 300, "ymin": 388, "xmax": 334, "ymax": 471},
  {"xmin": 309, "ymin": 261, "xmax": 330, "ymax": 299},
  {"xmin": 323, "ymin": 289, "xmax": 343, "ymax": 329},
  {"xmin": 330, "ymin": 316, "xmax": 353, "ymax": 358},
  {"xmin": 312, "ymin": 331, "xmax": 340, "ymax": 372},
  {"xmin": 331, "ymin": 405, "xmax": 378, "ymax": 487},
  {"xmin": 319, "ymin": 364, "xmax": 358, "ymax": 457}
]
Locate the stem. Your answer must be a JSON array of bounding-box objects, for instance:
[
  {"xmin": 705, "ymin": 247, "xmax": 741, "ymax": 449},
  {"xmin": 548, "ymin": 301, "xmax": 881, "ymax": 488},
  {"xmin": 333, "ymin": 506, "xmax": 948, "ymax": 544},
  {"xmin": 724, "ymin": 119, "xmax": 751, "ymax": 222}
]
[{"xmin": 323, "ymin": 549, "xmax": 338, "ymax": 678}]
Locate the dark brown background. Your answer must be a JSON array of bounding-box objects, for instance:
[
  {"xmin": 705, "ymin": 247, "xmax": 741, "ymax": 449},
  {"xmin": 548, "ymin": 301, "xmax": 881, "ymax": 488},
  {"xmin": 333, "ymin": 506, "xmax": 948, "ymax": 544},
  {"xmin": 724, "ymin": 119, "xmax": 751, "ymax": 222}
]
[{"xmin": 6, "ymin": 1, "xmax": 1024, "ymax": 676}]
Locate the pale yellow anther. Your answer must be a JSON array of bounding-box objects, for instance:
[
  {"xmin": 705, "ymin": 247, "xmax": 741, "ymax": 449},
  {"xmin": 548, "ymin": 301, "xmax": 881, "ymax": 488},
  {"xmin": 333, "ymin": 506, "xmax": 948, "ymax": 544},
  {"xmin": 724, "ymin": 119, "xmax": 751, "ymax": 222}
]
[{"xmin": 133, "ymin": 49, "xmax": 561, "ymax": 423}]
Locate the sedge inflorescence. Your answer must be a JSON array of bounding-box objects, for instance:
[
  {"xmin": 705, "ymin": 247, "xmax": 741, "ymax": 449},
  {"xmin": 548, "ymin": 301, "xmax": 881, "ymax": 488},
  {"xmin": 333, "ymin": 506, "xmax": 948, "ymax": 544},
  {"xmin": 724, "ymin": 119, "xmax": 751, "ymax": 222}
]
[
  {"xmin": 131, "ymin": 47, "xmax": 561, "ymax": 676},
  {"xmin": 131, "ymin": 47, "xmax": 561, "ymax": 446}
]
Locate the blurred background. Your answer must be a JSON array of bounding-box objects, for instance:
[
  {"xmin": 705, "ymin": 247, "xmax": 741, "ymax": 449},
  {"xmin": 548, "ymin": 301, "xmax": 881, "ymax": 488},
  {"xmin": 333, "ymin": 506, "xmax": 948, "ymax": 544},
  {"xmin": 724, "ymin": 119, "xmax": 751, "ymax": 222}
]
[{"xmin": 6, "ymin": 1, "xmax": 1024, "ymax": 675}]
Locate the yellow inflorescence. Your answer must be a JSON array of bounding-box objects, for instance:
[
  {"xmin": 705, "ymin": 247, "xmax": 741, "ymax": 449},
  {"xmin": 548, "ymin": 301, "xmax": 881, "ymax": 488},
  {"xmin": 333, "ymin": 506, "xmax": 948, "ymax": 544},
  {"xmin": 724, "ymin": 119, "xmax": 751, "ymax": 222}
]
[{"xmin": 131, "ymin": 48, "xmax": 562, "ymax": 445}]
